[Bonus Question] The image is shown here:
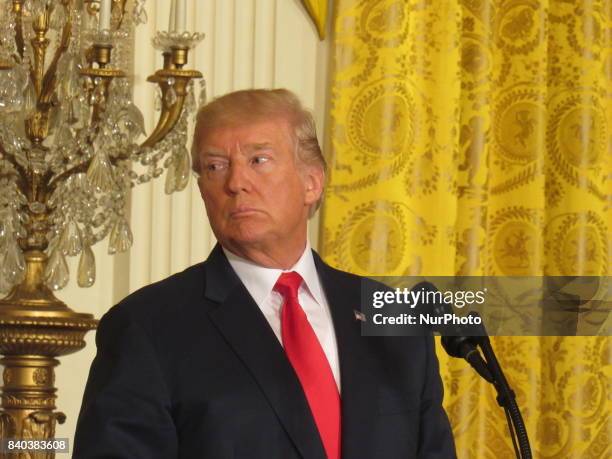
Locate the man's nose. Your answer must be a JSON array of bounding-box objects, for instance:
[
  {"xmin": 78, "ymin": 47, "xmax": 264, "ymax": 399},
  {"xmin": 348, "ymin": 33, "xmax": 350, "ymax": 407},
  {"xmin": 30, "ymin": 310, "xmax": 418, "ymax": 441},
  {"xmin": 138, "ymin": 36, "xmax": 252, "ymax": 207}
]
[{"xmin": 225, "ymin": 162, "xmax": 252, "ymax": 194}]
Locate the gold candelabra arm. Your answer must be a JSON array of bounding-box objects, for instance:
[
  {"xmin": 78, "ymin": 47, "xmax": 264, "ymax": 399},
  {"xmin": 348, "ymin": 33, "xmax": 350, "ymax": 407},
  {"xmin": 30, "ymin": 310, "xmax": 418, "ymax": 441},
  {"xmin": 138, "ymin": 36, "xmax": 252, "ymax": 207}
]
[
  {"xmin": 142, "ymin": 31, "xmax": 205, "ymax": 149},
  {"xmin": 29, "ymin": 4, "xmax": 51, "ymax": 97},
  {"xmin": 12, "ymin": 0, "xmax": 25, "ymax": 59},
  {"xmin": 139, "ymin": 46, "xmax": 202, "ymax": 150},
  {"xmin": 39, "ymin": 11, "xmax": 72, "ymax": 106},
  {"xmin": 17, "ymin": 3, "xmax": 62, "ymax": 145},
  {"xmin": 141, "ymin": 67, "xmax": 202, "ymax": 149},
  {"xmin": 81, "ymin": 66, "xmax": 126, "ymax": 123}
]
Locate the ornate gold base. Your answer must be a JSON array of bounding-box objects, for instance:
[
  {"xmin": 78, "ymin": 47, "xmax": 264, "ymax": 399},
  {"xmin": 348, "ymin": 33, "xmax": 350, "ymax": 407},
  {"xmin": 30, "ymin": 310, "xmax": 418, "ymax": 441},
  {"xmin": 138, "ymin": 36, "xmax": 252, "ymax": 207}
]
[{"xmin": 0, "ymin": 252, "xmax": 97, "ymax": 457}]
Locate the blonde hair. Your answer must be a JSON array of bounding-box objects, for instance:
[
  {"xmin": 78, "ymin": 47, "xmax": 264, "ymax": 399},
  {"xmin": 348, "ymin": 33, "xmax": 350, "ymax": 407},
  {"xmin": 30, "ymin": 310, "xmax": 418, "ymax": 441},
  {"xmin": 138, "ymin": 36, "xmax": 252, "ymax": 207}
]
[
  {"xmin": 191, "ymin": 88, "xmax": 326, "ymax": 174},
  {"xmin": 191, "ymin": 88, "xmax": 326, "ymax": 214}
]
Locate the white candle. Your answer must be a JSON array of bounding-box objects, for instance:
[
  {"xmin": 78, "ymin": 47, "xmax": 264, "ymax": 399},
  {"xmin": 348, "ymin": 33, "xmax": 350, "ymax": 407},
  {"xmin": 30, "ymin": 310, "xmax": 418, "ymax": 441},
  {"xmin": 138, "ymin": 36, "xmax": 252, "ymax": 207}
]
[
  {"xmin": 169, "ymin": 0, "xmax": 176, "ymax": 32},
  {"xmin": 175, "ymin": 0, "xmax": 186, "ymax": 33},
  {"xmin": 99, "ymin": 0, "xmax": 112, "ymax": 31}
]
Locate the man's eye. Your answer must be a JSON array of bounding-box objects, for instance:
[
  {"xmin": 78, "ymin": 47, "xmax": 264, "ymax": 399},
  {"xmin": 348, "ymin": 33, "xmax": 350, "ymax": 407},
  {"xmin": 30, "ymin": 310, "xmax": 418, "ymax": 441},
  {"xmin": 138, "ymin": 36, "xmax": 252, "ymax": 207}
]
[
  {"xmin": 206, "ymin": 163, "xmax": 226, "ymax": 172},
  {"xmin": 251, "ymin": 156, "xmax": 269, "ymax": 165}
]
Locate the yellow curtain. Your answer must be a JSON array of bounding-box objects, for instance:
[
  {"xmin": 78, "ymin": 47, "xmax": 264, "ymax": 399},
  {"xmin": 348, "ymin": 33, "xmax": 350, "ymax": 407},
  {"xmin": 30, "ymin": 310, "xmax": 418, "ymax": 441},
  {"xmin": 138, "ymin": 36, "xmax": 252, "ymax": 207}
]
[{"xmin": 319, "ymin": 1, "xmax": 610, "ymax": 457}]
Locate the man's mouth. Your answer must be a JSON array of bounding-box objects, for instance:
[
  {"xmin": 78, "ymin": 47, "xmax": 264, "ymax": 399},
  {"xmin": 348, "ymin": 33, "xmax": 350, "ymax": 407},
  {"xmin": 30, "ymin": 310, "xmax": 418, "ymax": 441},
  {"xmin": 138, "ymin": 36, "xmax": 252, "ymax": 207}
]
[{"xmin": 229, "ymin": 207, "xmax": 260, "ymax": 218}]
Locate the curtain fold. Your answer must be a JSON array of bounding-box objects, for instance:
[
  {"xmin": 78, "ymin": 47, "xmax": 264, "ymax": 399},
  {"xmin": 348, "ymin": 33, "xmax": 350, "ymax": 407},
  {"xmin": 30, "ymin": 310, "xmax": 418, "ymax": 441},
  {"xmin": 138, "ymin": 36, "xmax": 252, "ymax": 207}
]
[{"xmin": 320, "ymin": 1, "xmax": 610, "ymax": 457}]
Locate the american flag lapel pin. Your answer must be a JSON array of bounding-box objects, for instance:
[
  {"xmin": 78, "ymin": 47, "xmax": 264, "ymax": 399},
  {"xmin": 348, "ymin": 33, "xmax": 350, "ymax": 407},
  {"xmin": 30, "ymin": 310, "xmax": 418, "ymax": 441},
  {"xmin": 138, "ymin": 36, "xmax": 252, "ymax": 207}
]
[{"xmin": 353, "ymin": 310, "xmax": 366, "ymax": 322}]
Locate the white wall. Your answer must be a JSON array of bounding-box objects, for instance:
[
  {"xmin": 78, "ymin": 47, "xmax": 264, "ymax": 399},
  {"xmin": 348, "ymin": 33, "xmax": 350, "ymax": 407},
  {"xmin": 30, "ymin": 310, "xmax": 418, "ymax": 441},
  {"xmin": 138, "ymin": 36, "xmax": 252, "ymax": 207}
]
[{"xmin": 53, "ymin": 0, "xmax": 329, "ymax": 442}]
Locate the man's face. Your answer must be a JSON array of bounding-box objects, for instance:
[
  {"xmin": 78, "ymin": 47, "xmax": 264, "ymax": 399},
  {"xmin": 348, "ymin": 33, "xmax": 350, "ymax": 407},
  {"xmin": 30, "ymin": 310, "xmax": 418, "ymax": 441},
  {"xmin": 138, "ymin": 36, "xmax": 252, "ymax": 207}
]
[{"xmin": 196, "ymin": 117, "xmax": 323, "ymax": 258}]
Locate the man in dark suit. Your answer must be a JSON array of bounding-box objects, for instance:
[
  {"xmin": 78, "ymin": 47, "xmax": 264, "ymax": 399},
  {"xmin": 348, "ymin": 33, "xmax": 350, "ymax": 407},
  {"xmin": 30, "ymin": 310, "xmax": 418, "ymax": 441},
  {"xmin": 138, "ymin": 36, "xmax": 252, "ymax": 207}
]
[{"xmin": 74, "ymin": 89, "xmax": 456, "ymax": 458}]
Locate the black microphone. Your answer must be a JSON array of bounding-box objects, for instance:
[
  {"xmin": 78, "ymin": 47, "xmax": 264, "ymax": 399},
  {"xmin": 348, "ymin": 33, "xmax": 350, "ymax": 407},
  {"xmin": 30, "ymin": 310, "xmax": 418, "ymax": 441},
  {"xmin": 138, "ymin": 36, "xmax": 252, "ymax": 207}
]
[
  {"xmin": 441, "ymin": 319, "xmax": 493, "ymax": 383},
  {"xmin": 413, "ymin": 281, "xmax": 493, "ymax": 383}
]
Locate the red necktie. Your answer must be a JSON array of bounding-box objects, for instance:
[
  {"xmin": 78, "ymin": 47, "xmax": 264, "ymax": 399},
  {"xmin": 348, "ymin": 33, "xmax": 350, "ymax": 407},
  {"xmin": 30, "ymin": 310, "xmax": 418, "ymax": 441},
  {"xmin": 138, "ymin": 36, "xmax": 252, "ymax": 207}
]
[{"xmin": 275, "ymin": 272, "xmax": 341, "ymax": 459}]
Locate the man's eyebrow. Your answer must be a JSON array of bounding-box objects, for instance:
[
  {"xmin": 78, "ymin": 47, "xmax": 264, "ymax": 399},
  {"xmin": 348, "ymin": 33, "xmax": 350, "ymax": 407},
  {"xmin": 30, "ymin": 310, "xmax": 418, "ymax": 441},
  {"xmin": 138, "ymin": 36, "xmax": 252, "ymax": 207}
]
[
  {"xmin": 245, "ymin": 142, "xmax": 274, "ymax": 150},
  {"xmin": 199, "ymin": 143, "xmax": 274, "ymax": 157},
  {"xmin": 199, "ymin": 149, "xmax": 228, "ymax": 157}
]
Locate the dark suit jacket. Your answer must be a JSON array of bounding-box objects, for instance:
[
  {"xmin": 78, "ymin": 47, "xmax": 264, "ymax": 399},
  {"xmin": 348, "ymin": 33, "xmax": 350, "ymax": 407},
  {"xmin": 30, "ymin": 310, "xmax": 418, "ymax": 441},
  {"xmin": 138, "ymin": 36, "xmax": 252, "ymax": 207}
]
[{"xmin": 74, "ymin": 245, "xmax": 456, "ymax": 458}]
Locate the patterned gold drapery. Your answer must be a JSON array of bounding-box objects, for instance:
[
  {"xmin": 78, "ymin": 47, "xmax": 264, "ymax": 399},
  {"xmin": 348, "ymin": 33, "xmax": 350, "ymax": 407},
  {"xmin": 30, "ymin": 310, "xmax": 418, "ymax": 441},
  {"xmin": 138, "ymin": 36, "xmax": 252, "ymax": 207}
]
[{"xmin": 319, "ymin": 1, "xmax": 610, "ymax": 457}]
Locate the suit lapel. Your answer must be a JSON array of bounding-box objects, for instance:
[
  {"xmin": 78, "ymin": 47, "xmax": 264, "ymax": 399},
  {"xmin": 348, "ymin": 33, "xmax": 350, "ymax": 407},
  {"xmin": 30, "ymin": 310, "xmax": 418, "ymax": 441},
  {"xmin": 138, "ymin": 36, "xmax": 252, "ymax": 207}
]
[
  {"xmin": 313, "ymin": 252, "xmax": 380, "ymax": 458},
  {"xmin": 203, "ymin": 245, "xmax": 326, "ymax": 459}
]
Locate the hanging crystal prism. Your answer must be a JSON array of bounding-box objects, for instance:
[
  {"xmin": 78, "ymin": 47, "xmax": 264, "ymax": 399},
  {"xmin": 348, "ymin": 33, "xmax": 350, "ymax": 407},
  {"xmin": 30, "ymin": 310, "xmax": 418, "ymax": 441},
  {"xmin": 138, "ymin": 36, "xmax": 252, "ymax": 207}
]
[
  {"xmin": 165, "ymin": 78, "xmax": 178, "ymax": 106},
  {"xmin": 54, "ymin": 125, "xmax": 73, "ymax": 148},
  {"xmin": 108, "ymin": 218, "xmax": 133, "ymax": 254},
  {"xmin": 47, "ymin": 99, "xmax": 61, "ymax": 132},
  {"xmin": 123, "ymin": 103, "xmax": 146, "ymax": 139},
  {"xmin": 134, "ymin": 4, "xmax": 148, "ymax": 24},
  {"xmin": 67, "ymin": 97, "xmax": 82, "ymax": 125},
  {"xmin": 44, "ymin": 248, "xmax": 70, "ymax": 290},
  {"xmin": 175, "ymin": 147, "xmax": 191, "ymax": 192},
  {"xmin": 154, "ymin": 86, "xmax": 162, "ymax": 111},
  {"xmin": 164, "ymin": 157, "xmax": 177, "ymax": 194},
  {"xmin": 23, "ymin": 81, "xmax": 37, "ymax": 116},
  {"xmin": 23, "ymin": 0, "xmax": 34, "ymax": 16},
  {"xmin": 15, "ymin": 64, "xmax": 30, "ymax": 93},
  {"xmin": 0, "ymin": 244, "xmax": 17, "ymax": 293},
  {"xmin": 185, "ymin": 81, "xmax": 196, "ymax": 110},
  {"xmin": 0, "ymin": 211, "xmax": 13, "ymax": 241},
  {"xmin": 91, "ymin": 78, "xmax": 106, "ymax": 106},
  {"xmin": 1, "ymin": 242, "xmax": 25, "ymax": 285},
  {"xmin": 165, "ymin": 146, "xmax": 190, "ymax": 194},
  {"xmin": 87, "ymin": 151, "xmax": 114, "ymax": 191},
  {"xmin": 64, "ymin": 63, "xmax": 81, "ymax": 100},
  {"xmin": 77, "ymin": 245, "xmax": 96, "ymax": 287},
  {"xmin": 50, "ymin": 3, "xmax": 67, "ymax": 30},
  {"xmin": 29, "ymin": 0, "xmax": 45, "ymax": 18},
  {"xmin": 60, "ymin": 219, "xmax": 83, "ymax": 256}
]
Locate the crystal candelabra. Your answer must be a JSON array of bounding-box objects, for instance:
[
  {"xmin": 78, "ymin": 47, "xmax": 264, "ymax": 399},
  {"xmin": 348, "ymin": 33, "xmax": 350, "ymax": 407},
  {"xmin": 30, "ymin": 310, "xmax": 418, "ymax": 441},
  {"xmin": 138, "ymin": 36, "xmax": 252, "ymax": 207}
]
[{"xmin": 0, "ymin": 0, "xmax": 203, "ymax": 447}]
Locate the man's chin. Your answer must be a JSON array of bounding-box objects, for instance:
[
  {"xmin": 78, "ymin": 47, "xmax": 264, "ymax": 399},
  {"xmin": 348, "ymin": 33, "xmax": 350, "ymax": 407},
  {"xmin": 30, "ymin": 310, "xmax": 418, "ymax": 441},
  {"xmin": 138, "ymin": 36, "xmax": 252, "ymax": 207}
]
[{"xmin": 223, "ymin": 227, "xmax": 270, "ymax": 248}]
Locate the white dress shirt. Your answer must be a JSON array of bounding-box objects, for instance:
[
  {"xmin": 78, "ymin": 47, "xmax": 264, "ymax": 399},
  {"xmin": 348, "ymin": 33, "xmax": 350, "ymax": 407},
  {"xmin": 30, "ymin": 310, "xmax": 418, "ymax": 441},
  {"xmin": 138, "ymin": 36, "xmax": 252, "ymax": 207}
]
[{"xmin": 223, "ymin": 242, "xmax": 341, "ymax": 391}]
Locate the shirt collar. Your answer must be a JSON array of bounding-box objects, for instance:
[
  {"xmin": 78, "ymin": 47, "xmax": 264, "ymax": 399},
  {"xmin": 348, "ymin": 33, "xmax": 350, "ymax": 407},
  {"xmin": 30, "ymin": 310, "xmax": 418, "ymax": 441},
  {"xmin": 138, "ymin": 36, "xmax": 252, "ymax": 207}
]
[{"xmin": 223, "ymin": 241, "xmax": 326, "ymax": 307}]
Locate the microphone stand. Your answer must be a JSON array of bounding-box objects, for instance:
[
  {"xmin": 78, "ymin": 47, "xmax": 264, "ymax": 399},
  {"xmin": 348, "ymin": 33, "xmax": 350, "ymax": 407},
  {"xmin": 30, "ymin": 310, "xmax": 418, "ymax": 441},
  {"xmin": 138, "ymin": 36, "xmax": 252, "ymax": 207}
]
[
  {"xmin": 420, "ymin": 281, "xmax": 532, "ymax": 458},
  {"xmin": 476, "ymin": 334, "xmax": 532, "ymax": 459},
  {"xmin": 440, "ymin": 313, "xmax": 532, "ymax": 459}
]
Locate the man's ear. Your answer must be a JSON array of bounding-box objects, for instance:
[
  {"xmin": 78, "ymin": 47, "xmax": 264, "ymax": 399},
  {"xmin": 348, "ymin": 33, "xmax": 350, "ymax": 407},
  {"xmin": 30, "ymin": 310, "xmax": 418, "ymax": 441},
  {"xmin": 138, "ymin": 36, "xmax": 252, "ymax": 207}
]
[{"xmin": 303, "ymin": 165, "xmax": 325, "ymax": 206}]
